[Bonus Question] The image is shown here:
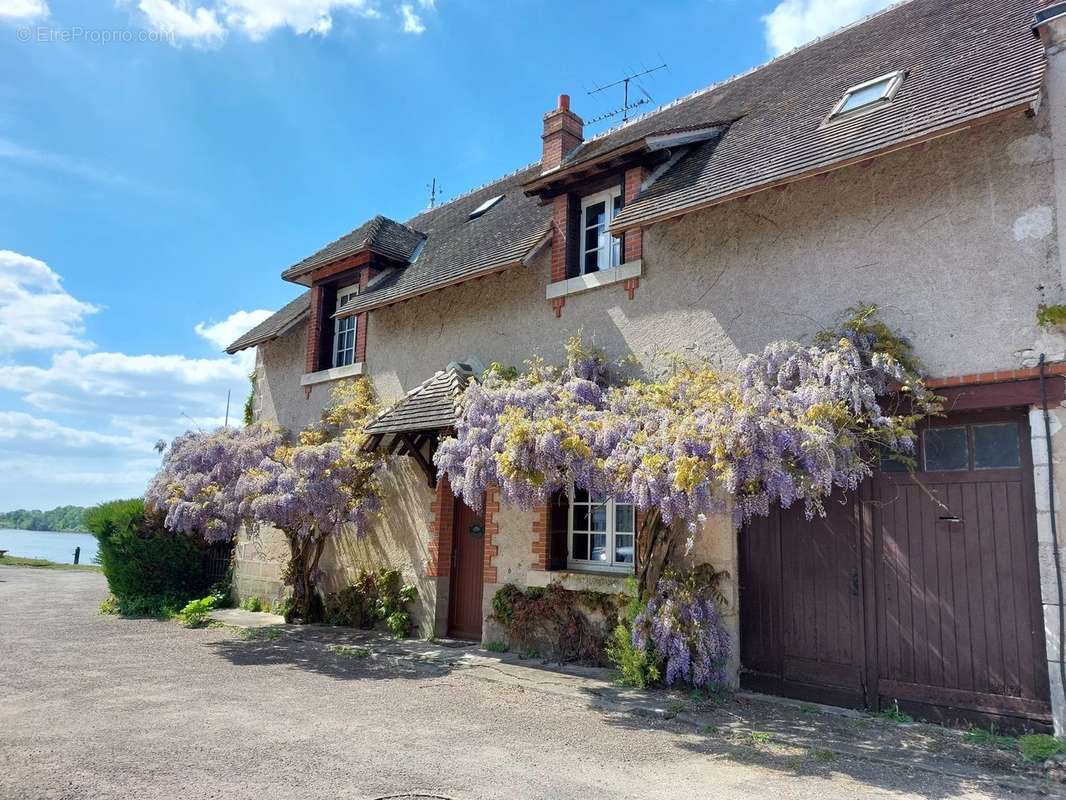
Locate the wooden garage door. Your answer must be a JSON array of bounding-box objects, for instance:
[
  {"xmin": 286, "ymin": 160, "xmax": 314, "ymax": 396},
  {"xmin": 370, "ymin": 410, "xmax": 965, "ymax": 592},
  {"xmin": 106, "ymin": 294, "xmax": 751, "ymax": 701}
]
[{"xmin": 740, "ymin": 409, "xmax": 1052, "ymax": 731}]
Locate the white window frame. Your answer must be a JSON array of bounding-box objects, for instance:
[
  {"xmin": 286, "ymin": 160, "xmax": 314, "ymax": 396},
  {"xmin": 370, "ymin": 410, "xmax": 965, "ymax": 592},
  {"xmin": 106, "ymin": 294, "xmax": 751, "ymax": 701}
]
[
  {"xmin": 827, "ymin": 70, "xmax": 905, "ymax": 122},
  {"xmin": 332, "ymin": 283, "xmax": 360, "ymax": 368},
  {"xmin": 579, "ymin": 186, "xmax": 623, "ymax": 275},
  {"xmin": 567, "ymin": 489, "xmax": 635, "ymax": 573}
]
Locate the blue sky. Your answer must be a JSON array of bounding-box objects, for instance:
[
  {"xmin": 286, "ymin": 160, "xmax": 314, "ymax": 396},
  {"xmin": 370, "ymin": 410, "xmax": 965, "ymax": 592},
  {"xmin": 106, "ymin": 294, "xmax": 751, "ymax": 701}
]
[{"xmin": 0, "ymin": 0, "xmax": 893, "ymax": 511}]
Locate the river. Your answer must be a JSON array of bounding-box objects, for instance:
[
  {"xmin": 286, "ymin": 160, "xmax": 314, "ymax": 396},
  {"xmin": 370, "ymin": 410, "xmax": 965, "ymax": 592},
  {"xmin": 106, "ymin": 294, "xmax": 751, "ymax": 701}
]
[{"xmin": 0, "ymin": 529, "xmax": 98, "ymax": 564}]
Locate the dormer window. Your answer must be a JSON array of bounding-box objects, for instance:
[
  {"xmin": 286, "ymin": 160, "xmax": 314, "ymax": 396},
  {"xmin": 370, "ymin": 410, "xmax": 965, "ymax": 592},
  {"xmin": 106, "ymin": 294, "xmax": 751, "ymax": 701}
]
[
  {"xmin": 829, "ymin": 70, "xmax": 905, "ymax": 121},
  {"xmin": 580, "ymin": 186, "xmax": 623, "ymax": 274},
  {"xmin": 332, "ymin": 283, "xmax": 359, "ymax": 368}
]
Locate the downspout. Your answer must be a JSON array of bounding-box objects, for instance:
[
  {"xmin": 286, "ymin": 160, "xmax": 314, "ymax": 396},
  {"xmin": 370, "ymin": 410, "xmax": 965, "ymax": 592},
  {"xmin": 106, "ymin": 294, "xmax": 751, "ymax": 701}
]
[{"xmin": 1039, "ymin": 353, "xmax": 1066, "ymax": 714}]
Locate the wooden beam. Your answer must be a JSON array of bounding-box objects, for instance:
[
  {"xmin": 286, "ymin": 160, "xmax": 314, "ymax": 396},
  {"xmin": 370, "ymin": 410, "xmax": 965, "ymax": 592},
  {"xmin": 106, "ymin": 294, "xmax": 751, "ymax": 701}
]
[{"xmin": 401, "ymin": 433, "xmax": 437, "ymax": 488}]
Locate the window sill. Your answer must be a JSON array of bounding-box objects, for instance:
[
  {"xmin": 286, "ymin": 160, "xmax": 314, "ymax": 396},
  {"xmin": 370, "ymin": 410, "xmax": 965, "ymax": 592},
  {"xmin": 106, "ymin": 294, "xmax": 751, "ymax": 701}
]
[
  {"xmin": 526, "ymin": 568, "xmax": 635, "ymax": 595},
  {"xmin": 545, "ymin": 260, "xmax": 642, "ymax": 301},
  {"xmin": 300, "ymin": 362, "xmax": 364, "ymax": 387}
]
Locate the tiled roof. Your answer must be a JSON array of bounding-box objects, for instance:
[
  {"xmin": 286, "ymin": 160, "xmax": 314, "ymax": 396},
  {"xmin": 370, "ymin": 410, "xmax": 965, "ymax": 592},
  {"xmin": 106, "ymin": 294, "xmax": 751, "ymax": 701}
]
[
  {"xmin": 237, "ymin": 0, "xmax": 1044, "ymax": 350},
  {"xmin": 281, "ymin": 215, "xmax": 427, "ymax": 282},
  {"xmin": 365, "ymin": 366, "xmax": 473, "ymax": 434},
  {"xmin": 226, "ymin": 291, "xmax": 311, "ymax": 354},
  {"xmin": 335, "ymin": 165, "xmax": 552, "ymax": 316},
  {"xmin": 610, "ymin": 0, "xmax": 1045, "ymax": 230}
]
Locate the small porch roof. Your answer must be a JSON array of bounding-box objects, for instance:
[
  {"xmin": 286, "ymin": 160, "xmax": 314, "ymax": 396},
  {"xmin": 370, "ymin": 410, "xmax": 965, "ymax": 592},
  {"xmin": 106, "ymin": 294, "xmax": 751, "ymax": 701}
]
[{"xmin": 365, "ymin": 364, "xmax": 475, "ymax": 436}]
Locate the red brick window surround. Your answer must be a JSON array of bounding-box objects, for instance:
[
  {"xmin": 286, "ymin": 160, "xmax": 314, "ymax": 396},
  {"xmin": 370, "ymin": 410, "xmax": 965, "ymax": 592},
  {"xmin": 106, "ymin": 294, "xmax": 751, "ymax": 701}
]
[{"xmin": 547, "ymin": 166, "xmax": 647, "ymax": 317}]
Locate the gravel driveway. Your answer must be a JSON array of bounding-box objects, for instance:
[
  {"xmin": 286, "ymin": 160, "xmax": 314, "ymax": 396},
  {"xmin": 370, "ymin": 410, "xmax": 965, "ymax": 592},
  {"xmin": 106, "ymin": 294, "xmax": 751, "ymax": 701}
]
[{"xmin": 0, "ymin": 568, "xmax": 1045, "ymax": 800}]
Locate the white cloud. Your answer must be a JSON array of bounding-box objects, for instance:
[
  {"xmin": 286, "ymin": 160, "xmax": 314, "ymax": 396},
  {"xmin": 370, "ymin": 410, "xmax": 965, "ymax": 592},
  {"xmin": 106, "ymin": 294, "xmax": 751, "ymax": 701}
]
[
  {"xmin": 136, "ymin": 0, "xmax": 225, "ymax": 43},
  {"xmin": 0, "ymin": 0, "xmax": 48, "ymax": 22},
  {"xmin": 399, "ymin": 3, "xmax": 423, "ymax": 34},
  {"xmin": 127, "ymin": 0, "xmax": 419, "ymax": 44},
  {"xmin": 0, "ymin": 250, "xmax": 279, "ymax": 507},
  {"xmin": 0, "ymin": 411, "xmax": 141, "ymax": 450},
  {"xmin": 763, "ymin": 0, "xmax": 894, "ymax": 56},
  {"xmin": 194, "ymin": 308, "xmax": 272, "ymax": 351},
  {"xmin": 0, "ymin": 250, "xmax": 98, "ymax": 352}
]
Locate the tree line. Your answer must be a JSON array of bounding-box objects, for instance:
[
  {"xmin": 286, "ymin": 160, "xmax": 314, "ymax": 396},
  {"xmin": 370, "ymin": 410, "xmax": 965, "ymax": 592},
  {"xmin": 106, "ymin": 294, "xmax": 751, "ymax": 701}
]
[{"xmin": 0, "ymin": 505, "xmax": 88, "ymax": 532}]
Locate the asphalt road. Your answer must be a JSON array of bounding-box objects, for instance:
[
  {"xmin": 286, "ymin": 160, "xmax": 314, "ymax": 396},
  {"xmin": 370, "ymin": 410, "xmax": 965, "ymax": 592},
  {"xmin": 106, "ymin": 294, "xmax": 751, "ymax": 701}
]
[{"xmin": 0, "ymin": 568, "xmax": 1038, "ymax": 800}]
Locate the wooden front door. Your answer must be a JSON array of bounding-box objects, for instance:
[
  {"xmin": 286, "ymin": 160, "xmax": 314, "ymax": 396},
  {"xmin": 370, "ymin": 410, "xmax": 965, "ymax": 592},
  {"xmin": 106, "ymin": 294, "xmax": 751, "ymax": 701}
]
[
  {"xmin": 740, "ymin": 409, "xmax": 1053, "ymax": 731},
  {"xmin": 447, "ymin": 500, "xmax": 485, "ymax": 640}
]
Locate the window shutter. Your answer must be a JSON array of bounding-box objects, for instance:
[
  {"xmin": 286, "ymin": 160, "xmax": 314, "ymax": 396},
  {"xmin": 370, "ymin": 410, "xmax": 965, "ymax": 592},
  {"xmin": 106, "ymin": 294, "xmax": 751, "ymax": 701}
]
[
  {"xmin": 565, "ymin": 193, "xmax": 581, "ymax": 280},
  {"xmin": 548, "ymin": 489, "xmax": 569, "ymax": 570}
]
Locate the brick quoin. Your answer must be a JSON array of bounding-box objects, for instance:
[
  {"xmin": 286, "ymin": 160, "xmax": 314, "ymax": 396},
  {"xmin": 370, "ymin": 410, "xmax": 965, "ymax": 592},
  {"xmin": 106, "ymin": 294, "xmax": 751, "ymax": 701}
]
[
  {"xmin": 550, "ymin": 194, "xmax": 571, "ymax": 284},
  {"xmin": 530, "ymin": 503, "xmax": 550, "ymax": 571},
  {"xmin": 427, "ymin": 477, "xmax": 456, "ymax": 578},
  {"xmin": 305, "ymin": 284, "xmax": 325, "ymax": 375},
  {"xmin": 623, "ymin": 166, "xmax": 645, "ymax": 266},
  {"xmin": 482, "ymin": 487, "xmax": 500, "ymax": 584},
  {"xmin": 354, "ymin": 313, "xmax": 367, "ymax": 364}
]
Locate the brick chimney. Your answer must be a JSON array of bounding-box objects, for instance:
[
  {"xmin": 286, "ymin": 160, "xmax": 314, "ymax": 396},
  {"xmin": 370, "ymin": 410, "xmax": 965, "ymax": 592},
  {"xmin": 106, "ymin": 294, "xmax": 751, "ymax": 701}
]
[{"xmin": 541, "ymin": 94, "xmax": 583, "ymax": 171}]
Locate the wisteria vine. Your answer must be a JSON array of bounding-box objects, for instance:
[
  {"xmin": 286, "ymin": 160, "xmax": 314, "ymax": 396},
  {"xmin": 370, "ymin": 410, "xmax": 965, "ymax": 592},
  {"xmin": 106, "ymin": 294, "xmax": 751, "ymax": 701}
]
[
  {"xmin": 145, "ymin": 379, "xmax": 384, "ymax": 620},
  {"xmin": 436, "ymin": 305, "xmax": 938, "ymax": 531}
]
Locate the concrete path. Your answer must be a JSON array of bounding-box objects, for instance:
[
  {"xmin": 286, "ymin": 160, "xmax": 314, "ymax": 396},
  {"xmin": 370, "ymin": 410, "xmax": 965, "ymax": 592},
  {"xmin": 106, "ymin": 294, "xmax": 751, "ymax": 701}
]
[
  {"xmin": 209, "ymin": 607, "xmax": 286, "ymax": 627},
  {"xmin": 0, "ymin": 567, "xmax": 1055, "ymax": 800}
]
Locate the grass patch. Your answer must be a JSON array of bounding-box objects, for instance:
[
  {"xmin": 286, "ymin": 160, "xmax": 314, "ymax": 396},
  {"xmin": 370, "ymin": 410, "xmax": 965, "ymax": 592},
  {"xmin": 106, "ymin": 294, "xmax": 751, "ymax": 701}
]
[
  {"xmin": 700, "ymin": 724, "xmax": 719, "ymax": 735},
  {"xmin": 0, "ymin": 554, "xmax": 100, "ymax": 571},
  {"xmin": 1018, "ymin": 734, "xmax": 1066, "ymax": 762},
  {"xmin": 239, "ymin": 626, "xmax": 283, "ymax": 641},
  {"xmin": 798, "ymin": 703, "xmax": 821, "ymax": 715},
  {"xmin": 809, "ymin": 748, "xmax": 835, "ymax": 762},
  {"xmin": 98, "ymin": 593, "xmax": 182, "ymax": 619},
  {"xmin": 484, "ymin": 640, "xmax": 509, "ymax": 653},
  {"xmin": 666, "ymin": 700, "xmax": 688, "ymax": 715},
  {"xmin": 876, "ymin": 701, "xmax": 914, "ymax": 724},
  {"xmin": 747, "ymin": 731, "xmax": 773, "ymax": 745},
  {"xmin": 327, "ymin": 644, "xmax": 371, "ymax": 659},
  {"xmin": 964, "ymin": 727, "xmax": 1017, "ymax": 751}
]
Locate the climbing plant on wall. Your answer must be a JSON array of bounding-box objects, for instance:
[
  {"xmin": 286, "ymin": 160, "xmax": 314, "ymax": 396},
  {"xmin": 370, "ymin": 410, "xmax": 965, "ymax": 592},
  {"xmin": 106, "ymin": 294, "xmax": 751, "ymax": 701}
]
[
  {"xmin": 145, "ymin": 379, "xmax": 385, "ymax": 621},
  {"xmin": 435, "ymin": 304, "xmax": 940, "ymax": 596}
]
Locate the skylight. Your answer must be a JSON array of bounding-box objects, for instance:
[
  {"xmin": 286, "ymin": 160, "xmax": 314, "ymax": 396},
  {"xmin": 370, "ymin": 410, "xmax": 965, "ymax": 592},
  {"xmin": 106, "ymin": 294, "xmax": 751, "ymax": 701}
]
[
  {"xmin": 468, "ymin": 194, "xmax": 504, "ymax": 220},
  {"xmin": 829, "ymin": 71, "xmax": 905, "ymax": 120}
]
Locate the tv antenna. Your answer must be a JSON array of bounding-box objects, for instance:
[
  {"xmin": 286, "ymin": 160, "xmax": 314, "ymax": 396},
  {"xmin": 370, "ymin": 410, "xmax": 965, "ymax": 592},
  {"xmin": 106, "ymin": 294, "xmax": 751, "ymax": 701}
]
[
  {"xmin": 427, "ymin": 177, "xmax": 441, "ymax": 209},
  {"xmin": 587, "ymin": 62, "xmax": 667, "ymax": 124}
]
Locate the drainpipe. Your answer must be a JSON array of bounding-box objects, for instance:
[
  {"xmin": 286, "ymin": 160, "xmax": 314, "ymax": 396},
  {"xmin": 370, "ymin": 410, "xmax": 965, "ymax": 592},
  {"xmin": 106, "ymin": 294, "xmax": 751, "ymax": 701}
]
[{"xmin": 1039, "ymin": 353, "xmax": 1066, "ymax": 719}]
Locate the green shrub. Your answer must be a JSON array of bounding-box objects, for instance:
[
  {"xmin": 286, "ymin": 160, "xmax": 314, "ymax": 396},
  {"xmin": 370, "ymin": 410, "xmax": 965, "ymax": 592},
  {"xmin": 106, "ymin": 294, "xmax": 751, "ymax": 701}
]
[
  {"xmin": 178, "ymin": 596, "xmax": 217, "ymax": 627},
  {"xmin": 1019, "ymin": 734, "xmax": 1065, "ymax": 762},
  {"xmin": 271, "ymin": 595, "xmax": 295, "ymax": 619},
  {"xmin": 113, "ymin": 594, "xmax": 184, "ymax": 619},
  {"xmin": 99, "ymin": 595, "xmax": 119, "ymax": 615},
  {"xmin": 323, "ymin": 568, "xmax": 418, "ymax": 637},
  {"xmin": 240, "ymin": 595, "xmax": 264, "ymax": 612},
  {"xmin": 605, "ymin": 577, "xmax": 661, "ymax": 687},
  {"xmin": 485, "ymin": 640, "xmax": 509, "ymax": 653},
  {"xmin": 85, "ymin": 499, "xmax": 209, "ymax": 607}
]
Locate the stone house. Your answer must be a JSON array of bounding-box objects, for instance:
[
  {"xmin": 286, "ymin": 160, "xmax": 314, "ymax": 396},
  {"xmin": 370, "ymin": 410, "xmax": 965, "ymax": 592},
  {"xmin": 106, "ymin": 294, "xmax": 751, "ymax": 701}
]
[{"xmin": 226, "ymin": 0, "xmax": 1066, "ymax": 734}]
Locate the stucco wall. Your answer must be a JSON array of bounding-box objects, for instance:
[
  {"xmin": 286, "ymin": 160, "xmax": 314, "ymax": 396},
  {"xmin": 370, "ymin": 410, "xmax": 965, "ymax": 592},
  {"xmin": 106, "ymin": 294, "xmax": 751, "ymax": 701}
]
[
  {"xmin": 233, "ymin": 457, "xmax": 441, "ymax": 635},
  {"xmin": 482, "ymin": 502, "xmax": 539, "ymax": 644}
]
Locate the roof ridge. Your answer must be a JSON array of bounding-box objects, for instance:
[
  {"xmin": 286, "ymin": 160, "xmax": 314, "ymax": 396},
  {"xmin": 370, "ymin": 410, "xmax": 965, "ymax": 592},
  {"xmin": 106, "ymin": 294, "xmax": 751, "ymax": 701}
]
[
  {"xmin": 578, "ymin": 0, "xmax": 920, "ymax": 147},
  {"xmin": 406, "ymin": 160, "xmax": 542, "ymax": 221}
]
